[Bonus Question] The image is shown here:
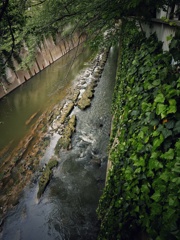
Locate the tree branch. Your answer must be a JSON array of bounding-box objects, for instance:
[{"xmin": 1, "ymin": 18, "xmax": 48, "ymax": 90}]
[{"xmin": 3, "ymin": 12, "xmax": 15, "ymax": 66}]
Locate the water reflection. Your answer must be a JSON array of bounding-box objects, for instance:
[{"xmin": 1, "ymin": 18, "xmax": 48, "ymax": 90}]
[
  {"xmin": 1, "ymin": 46, "xmax": 119, "ymax": 240},
  {"xmin": 0, "ymin": 45, "xmax": 90, "ymax": 153}
]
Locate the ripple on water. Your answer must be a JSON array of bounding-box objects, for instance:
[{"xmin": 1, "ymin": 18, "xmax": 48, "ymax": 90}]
[{"xmin": 2, "ymin": 46, "xmax": 119, "ymax": 240}]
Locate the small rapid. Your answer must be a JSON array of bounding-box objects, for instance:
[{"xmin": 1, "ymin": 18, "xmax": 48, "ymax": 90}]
[{"xmin": 1, "ymin": 46, "xmax": 118, "ymax": 240}]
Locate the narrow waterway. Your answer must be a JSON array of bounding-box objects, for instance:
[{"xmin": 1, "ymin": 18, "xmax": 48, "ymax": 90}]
[
  {"xmin": 1, "ymin": 45, "xmax": 118, "ymax": 240},
  {"xmin": 0, "ymin": 44, "xmax": 90, "ymax": 157}
]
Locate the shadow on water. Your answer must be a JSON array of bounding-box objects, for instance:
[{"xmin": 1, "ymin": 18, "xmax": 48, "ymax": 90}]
[{"xmin": 1, "ymin": 46, "xmax": 118, "ymax": 240}]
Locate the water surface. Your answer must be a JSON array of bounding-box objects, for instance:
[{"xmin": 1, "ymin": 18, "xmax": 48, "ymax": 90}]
[
  {"xmin": 0, "ymin": 45, "xmax": 90, "ymax": 156},
  {"xmin": 1, "ymin": 46, "xmax": 119, "ymax": 240}
]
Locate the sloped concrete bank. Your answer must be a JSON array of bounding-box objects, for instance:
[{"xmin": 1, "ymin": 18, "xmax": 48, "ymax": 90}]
[{"xmin": 0, "ymin": 33, "xmax": 86, "ymax": 99}]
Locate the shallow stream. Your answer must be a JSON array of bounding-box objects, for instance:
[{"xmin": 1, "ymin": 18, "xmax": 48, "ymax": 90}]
[{"xmin": 1, "ymin": 45, "xmax": 118, "ymax": 240}]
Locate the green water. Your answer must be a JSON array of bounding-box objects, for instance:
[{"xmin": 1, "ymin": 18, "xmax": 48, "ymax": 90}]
[{"xmin": 0, "ymin": 45, "xmax": 91, "ymax": 157}]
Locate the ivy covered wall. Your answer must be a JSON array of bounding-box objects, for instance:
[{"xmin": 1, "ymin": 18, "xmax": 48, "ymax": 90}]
[{"xmin": 97, "ymin": 22, "xmax": 180, "ymax": 240}]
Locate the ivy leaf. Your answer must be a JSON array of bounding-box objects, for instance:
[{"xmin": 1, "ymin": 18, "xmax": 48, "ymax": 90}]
[
  {"xmin": 166, "ymin": 89, "xmax": 177, "ymax": 98},
  {"xmin": 134, "ymin": 206, "xmax": 140, "ymax": 213},
  {"xmin": 149, "ymin": 159, "xmax": 163, "ymax": 170},
  {"xmin": 160, "ymin": 171, "xmax": 169, "ymax": 182},
  {"xmin": 138, "ymin": 131, "xmax": 144, "ymax": 139},
  {"xmin": 164, "ymin": 120, "xmax": 175, "ymax": 129},
  {"xmin": 134, "ymin": 157, "xmax": 145, "ymax": 167},
  {"xmin": 152, "ymin": 79, "xmax": 161, "ymax": 86},
  {"xmin": 167, "ymin": 105, "xmax": 177, "ymax": 114},
  {"xmin": 151, "ymin": 191, "xmax": 161, "ymax": 202},
  {"xmin": 154, "ymin": 93, "xmax": 165, "ymax": 103},
  {"xmin": 150, "ymin": 119, "xmax": 159, "ymax": 126},
  {"xmin": 153, "ymin": 135, "xmax": 164, "ymax": 150},
  {"xmin": 163, "ymin": 208, "xmax": 176, "ymax": 221},
  {"xmin": 151, "ymin": 152, "xmax": 160, "ymax": 159},
  {"xmin": 174, "ymin": 121, "xmax": 180, "ymax": 133},
  {"xmin": 131, "ymin": 110, "xmax": 139, "ymax": 116},
  {"xmin": 161, "ymin": 148, "xmax": 174, "ymax": 160},
  {"xmin": 156, "ymin": 103, "xmax": 167, "ymax": 118},
  {"xmin": 168, "ymin": 197, "xmax": 176, "ymax": 207},
  {"xmin": 150, "ymin": 203, "xmax": 162, "ymax": 216},
  {"xmin": 161, "ymin": 128, "xmax": 172, "ymax": 139},
  {"xmin": 172, "ymin": 177, "xmax": 180, "ymax": 185},
  {"xmin": 141, "ymin": 184, "xmax": 150, "ymax": 194},
  {"xmin": 141, "ymin": 102, "xmax": 152, "ymax": 111},
  {"xmin": 175, "ymin": 140, "xmax": 180, "ymax": 150}
]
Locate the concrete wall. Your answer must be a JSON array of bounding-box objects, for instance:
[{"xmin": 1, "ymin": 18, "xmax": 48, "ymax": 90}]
[
  {"xmin": 141, "ymin": 19, "xmax": 177, "ymax": 51},
  {"xmin": 142, "ymin": 6, "xmax": 180, "ymax": 52},
  {"xmin": 0, "ymin": 33, "xmax": 86, "ymax": 99}
]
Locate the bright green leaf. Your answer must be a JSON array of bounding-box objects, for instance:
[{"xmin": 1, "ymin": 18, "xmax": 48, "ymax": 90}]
[
  {"xmin": 161, "ymin": 148, "xmax": 174, "ymax": 160},
  {"xmin": 167, "ymin": 105, "xmax": 177, "ymax": 114},
  {"xmin": 154, "ymin": 93, "xmax": 165, "ymax": 103},
  {"xmin": 153, "ymin": 135, "xmax": 164, "ymax": 150},
  {"xmin": 156, "ymin": 103, "xmax": 167, "ymax": 117}
]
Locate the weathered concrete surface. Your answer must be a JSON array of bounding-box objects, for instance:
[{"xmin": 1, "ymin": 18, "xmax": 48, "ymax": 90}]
[{"xmin": 0, "ymin": 33, "xmax": 86, "ymax": 99}]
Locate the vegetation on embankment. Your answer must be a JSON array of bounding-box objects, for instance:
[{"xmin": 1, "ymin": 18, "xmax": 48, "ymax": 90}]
[{"xmin": 97, "ymin": 22, "xmax": 180, "ymax": 240}]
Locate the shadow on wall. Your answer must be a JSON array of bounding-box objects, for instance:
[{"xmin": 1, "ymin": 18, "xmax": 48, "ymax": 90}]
[{"xmin": 0, "ymin": 33, "xmax": 86, "ymax": 99}]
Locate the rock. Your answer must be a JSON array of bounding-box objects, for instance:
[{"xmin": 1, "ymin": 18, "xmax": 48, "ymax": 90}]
[
  {"xmin": 93, "ymin": 72, "xmax": 100, "ymax": 78},
  {"xmin": 37, "ymin": 157, "xmax": 58, "ymax": 199},
  {"xmin": 68, "ymin": 90, "xmax": 80, "ymax": 102},
  {"xmin": 55, "ymin": 115, "xmax": 76, "ymax": 151},
  {"xmin": 47, "ymin": 158, "xmax": 58, "ymax": 170},
  {"xmin": 81, "ymin": 80, "xmax": 86, "ymax": 85},
  {"xmin": 59, "ymin": 102, "xmax": 74, "ymax": 124},
  {"xmin": 77, "ymin": 84, "xmax": 95, "ymax": 110},
  {"xmin": 37, "ymin": 167, "xmax": 52, "ymax": 199},
  {"xmin": 80, "ymin": 152, "xmax": 84, "ymax": 158},
  {"xmin": 78, "ymin": 98, "xmax": 91, "ymax": 110}
]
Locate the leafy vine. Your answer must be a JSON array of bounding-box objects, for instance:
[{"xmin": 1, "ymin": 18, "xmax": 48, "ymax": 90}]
[{"xmin": 97, "ymin": 21, "xmax": 180, "ymax": 240}]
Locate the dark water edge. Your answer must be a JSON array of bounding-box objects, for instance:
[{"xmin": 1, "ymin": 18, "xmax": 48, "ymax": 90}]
[{"xmin": 1, "ymin": 46, "xmax": 118, "ymax": 240}]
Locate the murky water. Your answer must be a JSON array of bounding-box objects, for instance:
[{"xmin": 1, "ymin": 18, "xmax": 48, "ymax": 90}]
[
  {"xmin": 0, "ymin": 44, "xmax": 90, "ymax": 156},
  {"xmin": 1, "ymin": 46, "xmax": 118, "ymax": 240}
]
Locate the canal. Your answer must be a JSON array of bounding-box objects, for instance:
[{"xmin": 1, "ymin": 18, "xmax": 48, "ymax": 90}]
[
  {"xmin": 0, "ymin": 45, "xmax": 90, "ymax": 156},
  {"xmin": 0, "ymin": 44, "xmax": 118, "ymax": 240}
]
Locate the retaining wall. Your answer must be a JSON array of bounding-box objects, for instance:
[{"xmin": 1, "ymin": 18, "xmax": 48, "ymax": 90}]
[
  {"xmin": 141, "ymin": 19, "xmax": 180, "ymax": 52},
  {"xmin": 0, "ymin": 33, "xmax": 86, "ymax": 99}
]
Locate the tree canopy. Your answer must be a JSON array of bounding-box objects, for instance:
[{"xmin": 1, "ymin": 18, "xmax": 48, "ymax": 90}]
[{"xmin": 0, "ymin": 0, "xmax": 178, "ymax": 74}]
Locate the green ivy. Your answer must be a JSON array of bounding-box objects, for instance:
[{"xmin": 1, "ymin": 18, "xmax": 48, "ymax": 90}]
[{"xmin": 97, "ymin": 22, "xmax": 180, "ymax": 240}]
